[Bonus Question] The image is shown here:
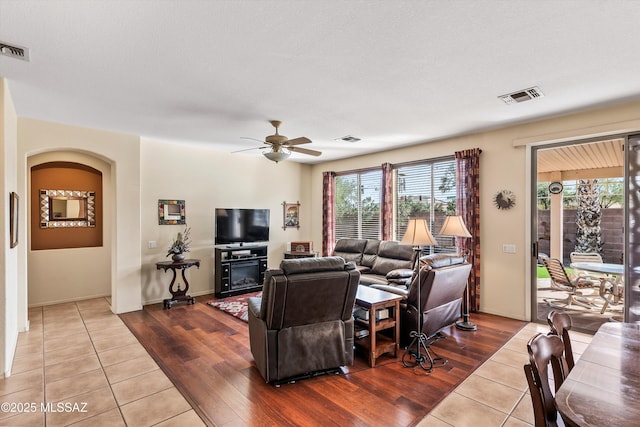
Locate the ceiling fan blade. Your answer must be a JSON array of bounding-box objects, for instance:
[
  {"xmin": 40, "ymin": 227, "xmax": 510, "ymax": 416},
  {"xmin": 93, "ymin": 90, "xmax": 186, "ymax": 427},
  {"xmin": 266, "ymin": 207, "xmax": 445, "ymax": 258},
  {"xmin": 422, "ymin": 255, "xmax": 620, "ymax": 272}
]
[
  {"xmin": 289, "ymin": 146, "xmax": 322, "ymax": 156},
  {"xmin": 240, "ymin": 136, "xmax": 267, "ymax": 144},
  {"xmin": 285, "ymin": 137, "xmax": 311, "ymax": 146},
  {"xmin": 231, "ymin": 146, "xmax": 266, "ymax": 153}
]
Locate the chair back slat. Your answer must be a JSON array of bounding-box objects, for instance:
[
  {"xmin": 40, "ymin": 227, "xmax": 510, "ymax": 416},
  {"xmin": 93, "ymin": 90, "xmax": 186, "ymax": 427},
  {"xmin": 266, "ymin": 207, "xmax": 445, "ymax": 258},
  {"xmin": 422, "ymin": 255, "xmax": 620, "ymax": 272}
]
[
  {"xmin": 542, "ymin": 258, "xmax": 572, "ymax": 287},
  {"xmin": 525, "ymin": 333, "xmax": 569, "ymax": 427},
  {"xmin": 547, "ymin": 311, "xmax": 575, "ymax": 371},
  {"xmin": 570, "ymin": 252, "xmax": 603, "ymax": 264}
]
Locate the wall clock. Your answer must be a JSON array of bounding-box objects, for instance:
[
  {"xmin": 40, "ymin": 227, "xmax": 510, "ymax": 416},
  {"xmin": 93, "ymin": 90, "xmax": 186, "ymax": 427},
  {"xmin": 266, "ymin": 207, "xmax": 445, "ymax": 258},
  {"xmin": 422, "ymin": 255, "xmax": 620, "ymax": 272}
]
[
  {"xmin": 494, "ymin": 190, "xmax": 516, "ymax": 210},
  {"xmin": 548, "ymin": 182, "xmax": 563, "ymax": 194}
]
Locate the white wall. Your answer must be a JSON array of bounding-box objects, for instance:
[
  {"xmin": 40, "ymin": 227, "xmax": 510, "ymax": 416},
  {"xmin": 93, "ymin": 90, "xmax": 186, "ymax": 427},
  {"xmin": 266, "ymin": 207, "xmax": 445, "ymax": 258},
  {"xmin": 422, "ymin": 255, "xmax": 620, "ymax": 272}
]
[
  {"xmin": 311, "ymin": 100, "xmax": 640, "ymax": 321},
  {"xmin": 140, "ymin": 138, "xmax": 313, "ymax": 305},
  {"xmin": 18, "ymin": 118, "xmax": 141, "ymax": 314},
  {"xmin": 1, "ymin": 79, "xmax": 19, "ymax": 376},
  {"xmin": 27, "ymin": 151, "xmax": 111, "ymax": 306}
]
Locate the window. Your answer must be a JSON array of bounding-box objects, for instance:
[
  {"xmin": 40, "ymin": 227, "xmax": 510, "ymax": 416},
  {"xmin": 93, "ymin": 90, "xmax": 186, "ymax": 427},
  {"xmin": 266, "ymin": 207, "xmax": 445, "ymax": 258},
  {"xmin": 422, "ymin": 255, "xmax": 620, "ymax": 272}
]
[
  {"xmin": 335, "ymin": 170, "xmax": 382, "ymax": 240},
  {"xmin": 332, "ymin": 157, "xmax": 458, "ymax": 249},
  {"xmin": 395, "ymin": 158, "xmax": 457, "ymax": 251}
]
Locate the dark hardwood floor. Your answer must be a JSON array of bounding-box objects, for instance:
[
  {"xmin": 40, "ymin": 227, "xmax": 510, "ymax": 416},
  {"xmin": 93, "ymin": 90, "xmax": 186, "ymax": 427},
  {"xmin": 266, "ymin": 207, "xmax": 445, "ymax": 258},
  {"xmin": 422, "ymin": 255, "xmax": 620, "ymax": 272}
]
[{"xmin": 120, "ymin": 295, "xmax": 527, "ymax": 427}]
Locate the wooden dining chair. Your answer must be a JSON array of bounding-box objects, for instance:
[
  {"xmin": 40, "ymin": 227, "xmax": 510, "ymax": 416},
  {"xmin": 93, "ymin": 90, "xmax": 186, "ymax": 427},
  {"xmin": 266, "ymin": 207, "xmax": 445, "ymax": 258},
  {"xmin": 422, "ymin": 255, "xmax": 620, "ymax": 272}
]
[
  {"xmin": 542, "ymin": 257, "xmax": 598, "ymax": 309},
  {"xmin": 547, "ymin": 311, "xmax": 575, "ymax": 371},
  {"xmin": 524, "ymin": 333, "xmax": 570, "ymax": 427}
]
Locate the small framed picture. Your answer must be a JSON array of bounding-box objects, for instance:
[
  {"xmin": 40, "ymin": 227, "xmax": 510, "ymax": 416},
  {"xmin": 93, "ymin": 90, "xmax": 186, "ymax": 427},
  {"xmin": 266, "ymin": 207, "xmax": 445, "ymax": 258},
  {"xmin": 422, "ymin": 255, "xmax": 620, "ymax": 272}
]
[
  {"xmin": 282, "ymin": 201, "xmax": 300, "ymax": 230},
  {"xmin": 159, "ymin": 199, "xmax": 186, "ymax": 225}
]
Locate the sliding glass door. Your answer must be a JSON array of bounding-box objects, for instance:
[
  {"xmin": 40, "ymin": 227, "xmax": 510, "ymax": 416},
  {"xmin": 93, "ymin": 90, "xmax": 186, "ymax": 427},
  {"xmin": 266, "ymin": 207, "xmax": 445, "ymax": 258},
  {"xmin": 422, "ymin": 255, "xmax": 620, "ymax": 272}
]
[{"xmin": 626, "ymin": 134, "xmax": 640, "ymax": 323}]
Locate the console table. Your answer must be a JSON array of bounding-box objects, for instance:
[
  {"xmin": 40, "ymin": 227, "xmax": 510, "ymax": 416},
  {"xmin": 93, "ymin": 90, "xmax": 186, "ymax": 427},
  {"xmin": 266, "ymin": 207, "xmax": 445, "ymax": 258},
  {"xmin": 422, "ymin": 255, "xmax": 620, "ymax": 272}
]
[{"xmin": 156, "ymin": 259, "xmax": 200, "ymax": 308}]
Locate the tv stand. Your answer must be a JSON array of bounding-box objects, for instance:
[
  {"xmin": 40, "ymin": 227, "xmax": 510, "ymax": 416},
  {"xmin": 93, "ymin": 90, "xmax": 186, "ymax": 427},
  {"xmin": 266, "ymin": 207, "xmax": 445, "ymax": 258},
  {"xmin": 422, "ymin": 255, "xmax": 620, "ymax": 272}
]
[{"xmin": 214, "ymin": 245, "xmax": 267, "ymax": 297}]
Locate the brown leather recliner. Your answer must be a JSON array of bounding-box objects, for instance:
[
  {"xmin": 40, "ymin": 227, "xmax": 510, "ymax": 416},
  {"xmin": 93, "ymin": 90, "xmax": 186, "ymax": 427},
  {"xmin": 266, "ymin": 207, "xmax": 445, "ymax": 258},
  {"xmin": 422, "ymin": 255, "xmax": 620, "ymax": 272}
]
[
  {"xmin": 370, "ymin": 254, "xmax": 472, "ymax": 346},
  {"xmin": 247, "ymin": 256, "xmax": 360, "ymax": 384},
  {"xmin": 401, "ymin": 255, "xmax": 472, "ymax": 346}
]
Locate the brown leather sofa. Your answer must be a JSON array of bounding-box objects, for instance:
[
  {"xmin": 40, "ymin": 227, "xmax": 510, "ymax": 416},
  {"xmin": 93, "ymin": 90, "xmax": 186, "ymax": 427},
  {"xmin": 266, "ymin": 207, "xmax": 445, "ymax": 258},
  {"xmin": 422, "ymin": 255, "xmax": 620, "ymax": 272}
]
[
  {"xmin": 247, "ymin": 256, "xmax": 360, "ymax": 384},
  {"xmin": 332, "ymin": 238, "xmax": 416, "ymax": 287},
  {"xmin": 370, "ymin": 254, "xmax": 471, "ymax": 346}
]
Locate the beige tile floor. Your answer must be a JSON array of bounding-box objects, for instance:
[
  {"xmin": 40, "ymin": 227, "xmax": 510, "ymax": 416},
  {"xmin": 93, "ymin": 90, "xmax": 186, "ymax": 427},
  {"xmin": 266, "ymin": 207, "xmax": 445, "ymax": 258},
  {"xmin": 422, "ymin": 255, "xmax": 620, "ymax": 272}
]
[
  {"xmin": 0, "ymin": 297, "xmax": 204, "ymax": 427},
  {"xmin": 1, "ymin": 297, "xmax": 592, "ymax": 427},
  {"xmin": 418, "ymin": 322, "xmax": 593, "ymax": 427}
]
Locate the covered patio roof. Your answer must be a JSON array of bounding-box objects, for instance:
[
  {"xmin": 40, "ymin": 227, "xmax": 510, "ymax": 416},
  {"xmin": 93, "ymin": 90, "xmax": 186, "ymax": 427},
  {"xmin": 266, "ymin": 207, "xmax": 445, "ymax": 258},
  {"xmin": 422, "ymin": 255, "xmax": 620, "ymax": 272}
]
[{"xmin": 537, "ymin": 138, "xmax": 624, "ymax": 181}]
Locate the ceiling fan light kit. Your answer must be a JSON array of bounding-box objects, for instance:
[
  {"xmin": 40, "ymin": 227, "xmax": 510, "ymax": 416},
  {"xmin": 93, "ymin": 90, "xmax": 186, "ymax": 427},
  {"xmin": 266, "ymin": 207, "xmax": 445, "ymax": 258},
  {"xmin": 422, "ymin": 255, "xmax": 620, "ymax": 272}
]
[
  {"xmin": 238, "ymin": 120, "xmax": 321, "ymax": 163},
  {"xmin": 263, "ymin": 148, "xmax": 291, "ymax": 163}
]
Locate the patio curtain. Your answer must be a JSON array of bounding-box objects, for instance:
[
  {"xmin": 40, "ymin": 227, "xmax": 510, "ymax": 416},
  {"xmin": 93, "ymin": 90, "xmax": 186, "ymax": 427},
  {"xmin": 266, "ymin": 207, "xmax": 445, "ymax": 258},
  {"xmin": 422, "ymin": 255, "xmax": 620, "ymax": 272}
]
[
  {"xmin": 322, "ymin": 171, "xmax": 336, "ymax": 256},
  {"xmin": 456, "ymin": 148, "xmax": 482, "ymax": 312},
  {"xmin": 381, "ymin": 162, "xmax": 393, "ymax": 240}
]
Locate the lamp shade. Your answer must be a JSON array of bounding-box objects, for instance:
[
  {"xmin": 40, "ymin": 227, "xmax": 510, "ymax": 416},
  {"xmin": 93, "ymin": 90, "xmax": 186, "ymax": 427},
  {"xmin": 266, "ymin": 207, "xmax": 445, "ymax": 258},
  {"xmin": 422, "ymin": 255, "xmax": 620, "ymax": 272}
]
[
  {"xmin": 401, "ymin": 218, "xmax": 437, "ymax": 246},
  {"xmin": 438, "ymin": 215, "xmax": 471, "ymax": 238}
]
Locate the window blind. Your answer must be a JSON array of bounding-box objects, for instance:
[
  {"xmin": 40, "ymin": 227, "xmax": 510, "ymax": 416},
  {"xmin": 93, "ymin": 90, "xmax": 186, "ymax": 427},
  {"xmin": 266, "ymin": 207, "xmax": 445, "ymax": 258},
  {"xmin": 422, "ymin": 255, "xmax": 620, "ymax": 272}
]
[{"xmin": 335, "ymin": 170, "xmax": 382, "ymax": 240}]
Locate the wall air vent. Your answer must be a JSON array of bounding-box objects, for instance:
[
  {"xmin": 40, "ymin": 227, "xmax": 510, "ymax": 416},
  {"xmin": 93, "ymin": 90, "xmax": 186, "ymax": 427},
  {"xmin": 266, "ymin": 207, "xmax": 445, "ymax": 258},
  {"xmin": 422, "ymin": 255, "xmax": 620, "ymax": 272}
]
[
  {"xmin": 335, "ymin": 135, "xmax": 361, "ymax": 143},
  {"xmin": 499, "ymin": 86, "xmax": 544, "ymax": 105},
  {"xmin": 0, "ymin": 41, "xmax": 30, "ymax": 61}
]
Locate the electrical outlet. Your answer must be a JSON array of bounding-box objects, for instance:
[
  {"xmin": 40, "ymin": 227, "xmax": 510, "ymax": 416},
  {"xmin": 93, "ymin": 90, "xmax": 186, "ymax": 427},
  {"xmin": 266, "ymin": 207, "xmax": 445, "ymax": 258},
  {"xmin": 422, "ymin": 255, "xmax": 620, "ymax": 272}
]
[
  {"xmin": 148, "ymin": 240, "xmax": 157, "ymax": 249},
  {"xmin": 502, "ymin": 244, "xmax": 516, "ymax": 254}
]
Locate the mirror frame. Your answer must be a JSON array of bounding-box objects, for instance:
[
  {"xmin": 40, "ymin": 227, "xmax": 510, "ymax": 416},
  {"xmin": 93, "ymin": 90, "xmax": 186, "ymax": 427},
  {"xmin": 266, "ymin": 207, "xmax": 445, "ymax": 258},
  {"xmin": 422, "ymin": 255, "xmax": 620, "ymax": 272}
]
[{"xmin": 40, "ymin": 189, "xmax": 96, "ymax": 228}]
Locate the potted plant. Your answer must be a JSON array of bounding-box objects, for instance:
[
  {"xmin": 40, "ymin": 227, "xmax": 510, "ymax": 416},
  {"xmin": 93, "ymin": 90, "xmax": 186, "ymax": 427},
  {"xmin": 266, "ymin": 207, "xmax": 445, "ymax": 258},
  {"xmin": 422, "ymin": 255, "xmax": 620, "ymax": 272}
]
[{"xmin": 167, "ymin": 226, "xmax": 191, "ymax": 262}]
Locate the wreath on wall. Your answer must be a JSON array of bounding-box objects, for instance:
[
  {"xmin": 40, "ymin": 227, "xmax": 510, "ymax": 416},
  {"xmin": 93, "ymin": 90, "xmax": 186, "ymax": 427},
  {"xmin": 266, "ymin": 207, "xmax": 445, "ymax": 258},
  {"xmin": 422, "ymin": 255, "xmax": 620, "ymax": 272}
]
[{"xmin": 493, "ymin": 190, "xmax": 516, "ymax": 210}]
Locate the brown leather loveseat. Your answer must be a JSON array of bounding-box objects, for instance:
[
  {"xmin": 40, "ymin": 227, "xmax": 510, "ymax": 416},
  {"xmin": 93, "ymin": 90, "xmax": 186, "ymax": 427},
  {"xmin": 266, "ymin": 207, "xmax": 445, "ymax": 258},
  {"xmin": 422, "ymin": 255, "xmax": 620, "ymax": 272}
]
[
  {"xmin": 247, "ymin": 256, "xmax": 360, "ymax": 384},
  {"xmin": 332, "ymin": 238, "xmax": 416, "ymax": 288}
]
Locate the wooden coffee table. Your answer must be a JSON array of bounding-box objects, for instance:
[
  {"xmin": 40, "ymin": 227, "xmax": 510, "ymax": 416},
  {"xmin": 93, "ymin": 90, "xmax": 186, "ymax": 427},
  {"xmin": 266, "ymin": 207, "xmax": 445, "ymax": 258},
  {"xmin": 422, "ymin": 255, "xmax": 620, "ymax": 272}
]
[{"xmin": 354, "ymin": 285, "xmax": 403, "ymax": 367}]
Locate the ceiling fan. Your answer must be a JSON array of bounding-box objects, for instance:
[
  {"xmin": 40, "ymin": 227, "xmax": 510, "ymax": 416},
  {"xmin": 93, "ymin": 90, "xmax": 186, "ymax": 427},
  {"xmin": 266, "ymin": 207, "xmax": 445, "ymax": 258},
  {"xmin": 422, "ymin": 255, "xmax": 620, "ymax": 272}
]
[{"xmin": 235, "ymin": 120, "xmax": 321, "ymax": 163}]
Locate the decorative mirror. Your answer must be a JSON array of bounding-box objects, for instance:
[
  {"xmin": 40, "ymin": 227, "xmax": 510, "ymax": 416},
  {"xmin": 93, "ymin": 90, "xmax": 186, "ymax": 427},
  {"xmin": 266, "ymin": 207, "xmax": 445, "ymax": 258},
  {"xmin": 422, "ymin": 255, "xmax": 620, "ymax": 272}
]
[
  {"xmin": 158, "ymin": 199, "xmax": 186, "ymax": 225},
  {"xmin": 40, "ymin": 189, "xmax": 96, "ymax": 228}
]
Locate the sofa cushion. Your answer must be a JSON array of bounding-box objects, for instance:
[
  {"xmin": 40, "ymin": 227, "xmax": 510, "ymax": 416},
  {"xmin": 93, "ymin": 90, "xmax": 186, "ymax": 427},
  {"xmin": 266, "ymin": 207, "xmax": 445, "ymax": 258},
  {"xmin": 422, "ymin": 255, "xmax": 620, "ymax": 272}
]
[
  {"xmin": 332, "ymin": 238, "xmax": 367, "ymax": 264},
  {"xmin": 360, "ymin": 239, "xmax": 380, "ymax": 268},
  {"xmin": 370, "ymin": 241, "xmax": 415, "ymax": 276},
  {"xmin": 358, "ymin": 273, "xmax": 390, "ymax": 286}
]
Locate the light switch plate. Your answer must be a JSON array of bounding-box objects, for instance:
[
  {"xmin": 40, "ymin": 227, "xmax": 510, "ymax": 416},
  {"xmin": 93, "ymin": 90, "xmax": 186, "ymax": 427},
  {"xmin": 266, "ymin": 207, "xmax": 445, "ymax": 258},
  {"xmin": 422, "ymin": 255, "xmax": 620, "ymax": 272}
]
[
  {"xmin": 502, "ymin": 244, "xmax": 516, "ymax": 254},
  {"xmin": 148, "ymin": 240, "xmax": 157, "ymax": 249}
]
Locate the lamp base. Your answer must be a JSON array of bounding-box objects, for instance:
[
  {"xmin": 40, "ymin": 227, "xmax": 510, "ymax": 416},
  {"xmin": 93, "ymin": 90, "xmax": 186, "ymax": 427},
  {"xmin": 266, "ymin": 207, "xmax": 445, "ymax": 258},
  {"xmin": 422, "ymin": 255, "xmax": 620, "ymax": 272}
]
[
  {"xmin": 402, "ymin": 331, "xmax": 447, "ymax": 372},
  {"xmin": 455, "ymin": 320, "xmax": 477, "ymax": 331}
]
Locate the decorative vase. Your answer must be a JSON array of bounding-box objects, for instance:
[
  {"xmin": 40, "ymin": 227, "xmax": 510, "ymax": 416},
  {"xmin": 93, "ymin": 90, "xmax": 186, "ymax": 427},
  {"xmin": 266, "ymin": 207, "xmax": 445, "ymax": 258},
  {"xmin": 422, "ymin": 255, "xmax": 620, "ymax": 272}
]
[{"xmin": 172, "ymin": 253, "xmax": 185, "ymax": 262}]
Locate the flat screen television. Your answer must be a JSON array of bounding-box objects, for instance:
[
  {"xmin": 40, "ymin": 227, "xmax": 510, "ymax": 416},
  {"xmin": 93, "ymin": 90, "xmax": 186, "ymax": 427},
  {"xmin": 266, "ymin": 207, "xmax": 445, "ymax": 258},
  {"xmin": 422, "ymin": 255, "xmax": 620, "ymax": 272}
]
[{"xmin": 215, "ymin": 208, "xmax": 270, "ymax": 245}]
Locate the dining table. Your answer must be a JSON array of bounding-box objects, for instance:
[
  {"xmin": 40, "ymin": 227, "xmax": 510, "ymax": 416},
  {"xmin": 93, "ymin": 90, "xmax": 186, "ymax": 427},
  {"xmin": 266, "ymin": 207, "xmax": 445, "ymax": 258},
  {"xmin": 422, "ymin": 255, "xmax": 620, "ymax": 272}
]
[
  {"xmin": 555, "ymin": 322, "xmax": 640, "ymax": 427},
  {"xmin": 569, "ymin": 262, "xmax": 624, "ymax": 312}
]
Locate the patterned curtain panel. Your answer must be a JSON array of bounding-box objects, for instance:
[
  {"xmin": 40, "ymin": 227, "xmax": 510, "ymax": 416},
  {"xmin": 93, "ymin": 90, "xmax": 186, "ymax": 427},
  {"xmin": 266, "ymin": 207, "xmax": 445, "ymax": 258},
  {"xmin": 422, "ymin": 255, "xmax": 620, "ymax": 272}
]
[
  {"xmin": 381, "ymin": 162, "xmax": 393, "ymax": 240},
  {"xmin": 455, "ymin": 148, "xmax": 482, "ymax": 311},
  {"xmin": 322, "ymin": 171, "xmax": 336, "ymax": 256}
]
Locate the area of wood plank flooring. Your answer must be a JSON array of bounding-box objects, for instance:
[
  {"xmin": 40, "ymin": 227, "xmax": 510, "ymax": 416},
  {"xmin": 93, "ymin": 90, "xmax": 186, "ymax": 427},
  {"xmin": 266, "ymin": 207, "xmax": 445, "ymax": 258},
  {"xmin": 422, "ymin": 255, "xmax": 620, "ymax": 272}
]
[{"xmin": 120, "ymin": 295, "xmax": 527, "ymax": 427}]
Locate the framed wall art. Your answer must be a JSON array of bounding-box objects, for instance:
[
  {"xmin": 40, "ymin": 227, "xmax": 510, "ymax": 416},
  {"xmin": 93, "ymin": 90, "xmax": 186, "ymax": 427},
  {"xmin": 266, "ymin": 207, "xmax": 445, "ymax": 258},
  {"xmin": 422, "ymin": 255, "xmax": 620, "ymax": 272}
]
[
  {"xmin": 10, "ymin": 192, "xmax": 18, "ymax": 248},
  {"xmin": 282, "ymin": 201, "xmax": 300, "ymax": 230},
  {"xmin": 158, "ymin": 199, "xmax": 186, "ymax": 225}
]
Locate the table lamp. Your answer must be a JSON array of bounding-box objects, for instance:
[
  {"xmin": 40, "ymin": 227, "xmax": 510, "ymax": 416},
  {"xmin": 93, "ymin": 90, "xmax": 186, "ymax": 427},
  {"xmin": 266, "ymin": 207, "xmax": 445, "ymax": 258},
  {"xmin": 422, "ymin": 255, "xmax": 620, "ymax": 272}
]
[
  {"xmin": 439, "ymin": 215, "xmax": 476, "ymax": 331},
  {"xmin": 400, "ymin": 218, "xmax": 438, "ymax": 370}
]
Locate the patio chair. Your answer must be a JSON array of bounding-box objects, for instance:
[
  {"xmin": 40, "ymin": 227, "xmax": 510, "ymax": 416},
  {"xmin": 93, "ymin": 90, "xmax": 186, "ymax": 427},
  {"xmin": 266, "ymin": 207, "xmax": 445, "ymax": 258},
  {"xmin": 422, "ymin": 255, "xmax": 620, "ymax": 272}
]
[
  {"xmin": 542, "ymin": 257, "xmax": 599, "ymax": 310},
  {"xmin": 569, "ymin": 251, "xmax": 603, "ymax": 279}
]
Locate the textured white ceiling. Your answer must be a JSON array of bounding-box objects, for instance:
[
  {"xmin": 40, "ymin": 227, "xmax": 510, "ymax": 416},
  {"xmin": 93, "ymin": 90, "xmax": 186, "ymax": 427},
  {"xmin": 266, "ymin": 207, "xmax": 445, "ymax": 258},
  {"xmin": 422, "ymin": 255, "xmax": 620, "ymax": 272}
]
[{"xmin": 1, "ymin": 1, "xmax": 640, "ymax": 163}]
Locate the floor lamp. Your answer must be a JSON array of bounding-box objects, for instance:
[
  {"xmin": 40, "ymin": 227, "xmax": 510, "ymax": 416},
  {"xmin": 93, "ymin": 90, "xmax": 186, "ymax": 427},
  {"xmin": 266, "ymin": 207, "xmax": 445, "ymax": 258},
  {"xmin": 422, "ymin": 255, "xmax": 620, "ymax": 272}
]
[
  {"xmin": 400, "ymin": 218, "xmax": 438, "ymax": 371},
  {"xmin": 439, "ymin": 215, "xmax": 477, "ymax": 331}
]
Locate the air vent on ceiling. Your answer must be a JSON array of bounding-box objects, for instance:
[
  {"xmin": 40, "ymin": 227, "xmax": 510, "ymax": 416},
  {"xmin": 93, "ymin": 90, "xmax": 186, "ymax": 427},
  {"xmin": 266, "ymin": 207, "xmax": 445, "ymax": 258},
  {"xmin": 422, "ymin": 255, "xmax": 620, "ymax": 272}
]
[
  {"xmin": 0, "ymin": 41, "xmax": 30, "ymax": 61},
  {"xmin": 498, "ymin": 86, "xmax": 544, "ymax": 105},
  {"xmin": 335, "ymin": 135, "xmax": 361, "ymax": 143}
]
